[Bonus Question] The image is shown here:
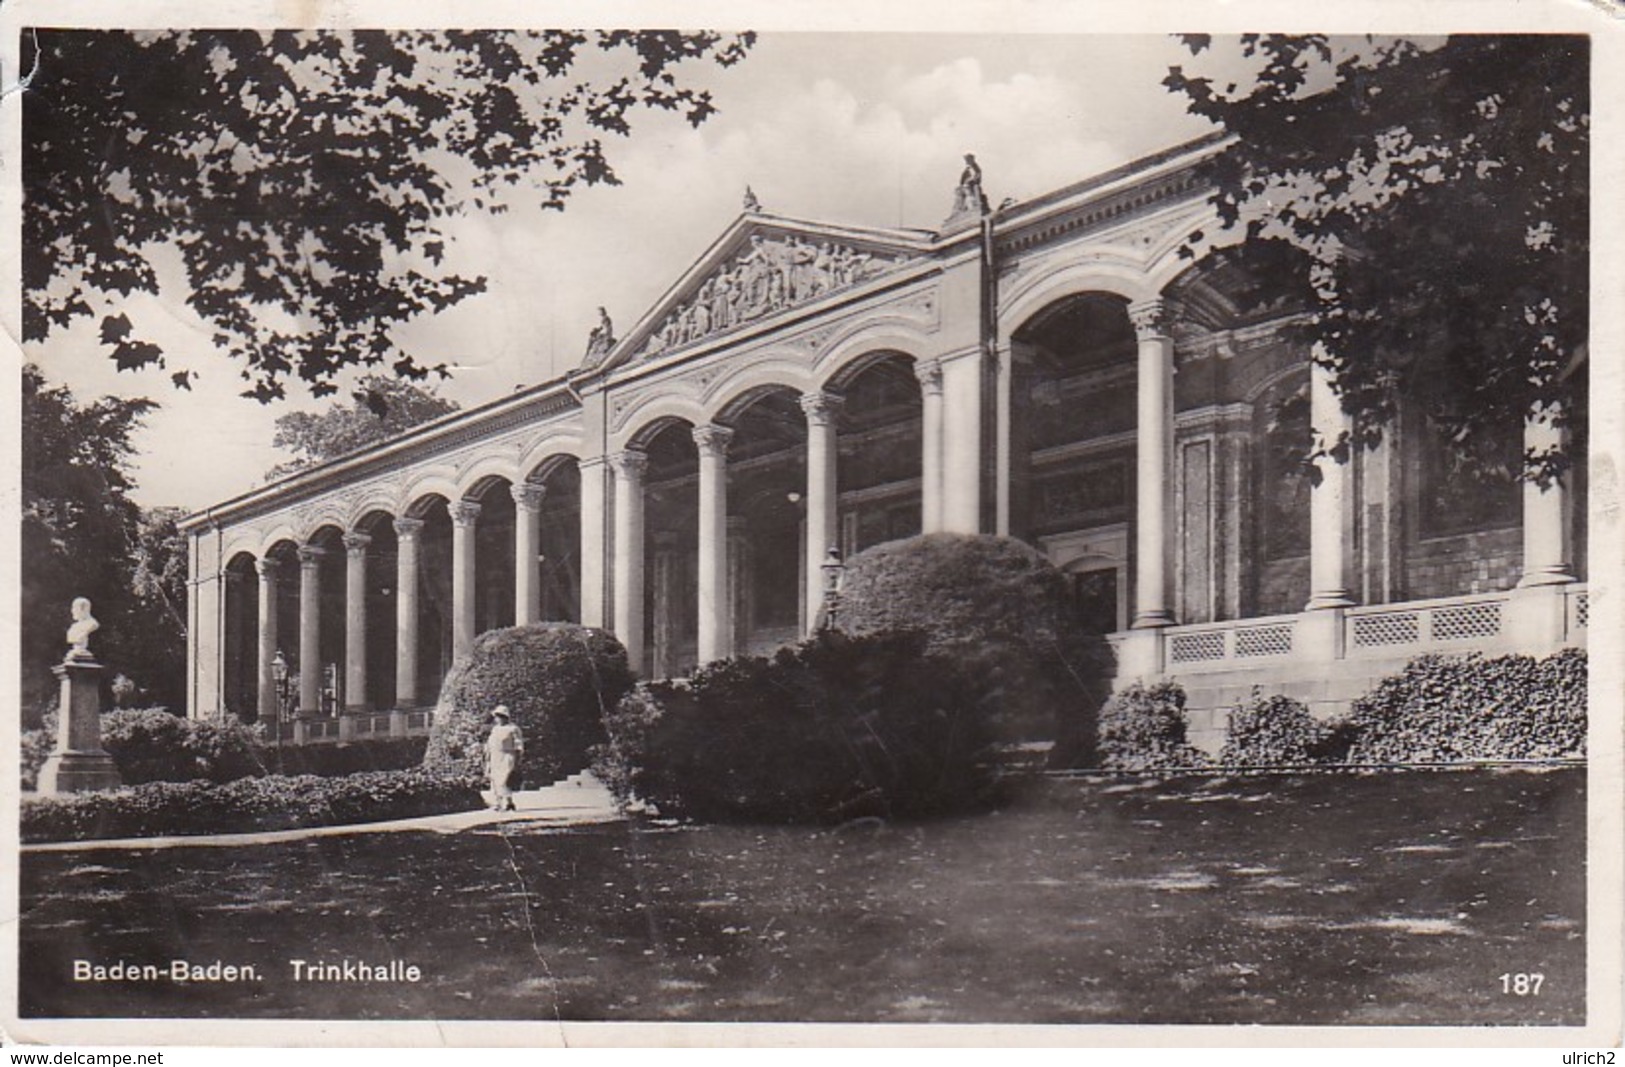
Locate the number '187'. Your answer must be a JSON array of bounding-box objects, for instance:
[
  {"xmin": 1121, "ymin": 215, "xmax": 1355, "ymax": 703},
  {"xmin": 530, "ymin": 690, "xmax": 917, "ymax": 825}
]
[{"xmin": 1499, "ymin": 972, "xmax": 1544, "ymax": 995}]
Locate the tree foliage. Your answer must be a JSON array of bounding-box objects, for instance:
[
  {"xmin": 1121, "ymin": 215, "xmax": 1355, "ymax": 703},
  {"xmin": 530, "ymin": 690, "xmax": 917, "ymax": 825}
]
[
  {"xmin": 1165, "ymin": 35, "xmax": 1587, "ymax": 481},
  {"xmin": 23, "ymin": 29, "xmax": 754, "ymax": 400},
  {"xmin": 265, "ymin": 374, "xmax": 460, "ymax": 480},
  {"xmin": 21, "ymin": 368, "xmax": 185, "ymax": 720}
]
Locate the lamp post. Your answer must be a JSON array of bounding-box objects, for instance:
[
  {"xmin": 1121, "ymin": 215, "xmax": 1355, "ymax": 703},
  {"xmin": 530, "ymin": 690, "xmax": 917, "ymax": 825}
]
[
  {"xmin": 820, "ymin": 545, "xmax": 844, "ymax": 632},
  {"xmin": 271, "ymin": 649, "xmax": 293, "ymax": 752}
]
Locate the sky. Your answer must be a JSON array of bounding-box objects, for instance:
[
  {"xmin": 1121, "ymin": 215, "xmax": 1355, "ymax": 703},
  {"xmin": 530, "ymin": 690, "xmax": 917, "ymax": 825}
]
[{"xmin": 25, "ymin": 31, "xmax": 1221, "ymax": 512}]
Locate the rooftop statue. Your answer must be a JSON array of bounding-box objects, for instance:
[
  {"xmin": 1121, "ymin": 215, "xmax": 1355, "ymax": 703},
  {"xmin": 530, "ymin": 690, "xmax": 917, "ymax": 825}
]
[{"xmin": 581, "ymin": 307, "xmax": 616, "ymax": 368}]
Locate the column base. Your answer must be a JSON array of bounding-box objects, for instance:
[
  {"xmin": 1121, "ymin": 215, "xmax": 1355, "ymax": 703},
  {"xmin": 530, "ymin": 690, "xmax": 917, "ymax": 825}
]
[
  {"xmin": 1131, "ymin": 610, "xmax": 1175, "ymax": 630},
  {"xmin": 1516, "ymin": 566, "xmax": 1576, "ymax": 589},
  {"xmin": 1304, "ymin": 592, "xmax": 1356, "ymax": 611},
  {"xmin": 38, "ymin": 751, "xmax": 122, "ymax": 794}
]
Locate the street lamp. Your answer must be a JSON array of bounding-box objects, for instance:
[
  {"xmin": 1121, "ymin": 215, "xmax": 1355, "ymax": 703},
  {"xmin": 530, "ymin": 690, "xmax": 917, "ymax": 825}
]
[
  {"xmin": 270, "ymin": 649, "xmax": 293, "ymax": 750},
  {"xmin": 820, "ymin": 545, "xmax": 844, "ymax": 631}
]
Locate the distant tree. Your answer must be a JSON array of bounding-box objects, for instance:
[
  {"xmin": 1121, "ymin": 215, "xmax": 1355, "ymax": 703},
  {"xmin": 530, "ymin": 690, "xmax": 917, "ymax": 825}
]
[
  {"xmin": 23, "ymin": 29, "xmax": 754, "ymax": 401},
  {"xmin": 1165, "ymin": 35, "xmax": 1587, "ymax": 481},
  {"xmin": 21, "ymin": 367, "xmax": 184, "ymax": 720},
  {"xmin": 265, "ymin": 374, "xmax": 461, "ymax": 480}
]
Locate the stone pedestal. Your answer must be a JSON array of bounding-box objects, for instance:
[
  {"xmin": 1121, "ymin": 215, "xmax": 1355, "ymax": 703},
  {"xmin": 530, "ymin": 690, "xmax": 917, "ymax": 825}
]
[{"xmin": 38, "ymin": 657, "xmax": 121, "ymax": 794}]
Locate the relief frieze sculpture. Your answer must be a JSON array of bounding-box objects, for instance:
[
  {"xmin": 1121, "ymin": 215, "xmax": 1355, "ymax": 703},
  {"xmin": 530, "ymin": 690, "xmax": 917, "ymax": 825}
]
[{"xmin": 636, "ymin": 234, "xmax": 912, "ymax": 360}]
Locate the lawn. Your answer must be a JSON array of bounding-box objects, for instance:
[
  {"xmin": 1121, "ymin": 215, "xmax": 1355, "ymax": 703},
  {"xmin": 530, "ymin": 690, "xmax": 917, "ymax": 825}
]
[{"xmin": 19, "ymin": 767, "xmax": 1583, "ymax": 1025}]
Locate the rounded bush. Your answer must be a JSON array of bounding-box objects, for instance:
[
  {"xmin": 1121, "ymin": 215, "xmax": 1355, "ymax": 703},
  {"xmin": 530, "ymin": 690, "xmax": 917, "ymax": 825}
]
[
  {"xmin": 101, "ymin": 708, "xmax": 268, "ymax": 784},
  {"xmin": 1343, "ymin": 649, "xmax": 1586, "ymax": 763},
  {"xmin": 1218, "ymin": 693, "xmax": 1329, "ymax": 768},
  {"xmin": 1097, "ymin": 681, "xmax": 1210, "ymax": 771},
  {"xmin": 835, "ymin": 533, "xmax": 1106, "ymax": 759},
  {"xmin": 593, "ymin": 629, "xmax": 1000, "ymax": 823},
  {"xmin": 422, "ymin": 622, "xmax": 634, "ymax": 787}
]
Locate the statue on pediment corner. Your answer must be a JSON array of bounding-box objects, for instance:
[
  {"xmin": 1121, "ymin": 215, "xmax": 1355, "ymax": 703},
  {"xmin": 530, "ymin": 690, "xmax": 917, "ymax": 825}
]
[
  {"xmin": 582, "ymin": 307, "xmax": 615, "ymax": 367},
  {"xmin": 743, "ymin": 185, "xmax": 762, "ymax": 213},
  {"xmin": 946, "ymin": 153, "xmax": 990, "ymax": 225}
]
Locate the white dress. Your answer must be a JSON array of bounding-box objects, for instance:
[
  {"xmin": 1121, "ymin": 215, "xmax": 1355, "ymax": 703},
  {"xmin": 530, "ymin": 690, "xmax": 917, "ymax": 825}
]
[{"xmin": 486, "ymin": 722, "xmax": 524, "ymax": 804}]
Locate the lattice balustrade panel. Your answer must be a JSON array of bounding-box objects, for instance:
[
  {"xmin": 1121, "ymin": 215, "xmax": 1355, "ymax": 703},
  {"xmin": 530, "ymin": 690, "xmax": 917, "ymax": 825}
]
[
  {"xmin": 1430, "ymin": 602, "xmax": 1504, "ymax": 642},
  {"xmin": 1351, "ymin": 612, "xmax": 1421, "ymax": 647},
  {"xmin": 1574, "ymin": 593, "xmax": 1590, "ymax": 629},
  {"xmin": 1169, "ymin": 631, "xmax": 1228, "ymax": 663},
  {"xmin": 407, "ymin": 710, "xmax": 432, "ymax": 730},
  {"xmin": 1234, "ymin": 625, "xmax": 1294, "ymax": 658}
]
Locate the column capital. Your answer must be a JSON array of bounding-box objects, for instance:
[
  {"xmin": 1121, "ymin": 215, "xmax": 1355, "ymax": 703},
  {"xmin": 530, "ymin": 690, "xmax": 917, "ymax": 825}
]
[
  {"xmin": 392, "ymin": 516, "xmax": 425, "ymax": 540},
  {"xmin": 297, "ymin": 545, "xmax": 326, "ymax": 567},
  {"xmin": 255, "ymin": 557, "xmax": 280, "ymax": 580},
  {"xmin": 578, "ymin": 454, "xmax": 611, "ymax": 472},
  {"xmin": 342, "ymin": 532, "xmax": 372, "ymax": 556},
  {"xmin": 799, "ymin": 390, "xmax": 845, "ymax": 427},
  {"xmin": 449, "ymin": 500, "xmax": 482, "ymax": 528},
  {"xmin": 511, "ymin": 482, "xmax": 548, "ymax": 512},
  {"xmin": 1128, "ymin": 298, "xmax": 1171, "ymax": 341},
  {"xmin": 692, "ymin": 424, "xmax": 735, "ymax": 458},
  {"xmin": 609, "ymin": 449, "xmax": 648, "ymax": 480},
  {"xmin": 914, "ymin": 357, "xmax": 944, "ymax": 395}
]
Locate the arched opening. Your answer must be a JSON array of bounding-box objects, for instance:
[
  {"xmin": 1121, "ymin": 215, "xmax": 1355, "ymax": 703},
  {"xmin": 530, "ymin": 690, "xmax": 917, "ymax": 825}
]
[
  {"xmin": 222, "ymin": 553, "xmax": 259, "ymax": 722},
  {"xmin": 468, "ymin": 477, "xmax": 516, "ymax": 636},
  {"xmin": 1010, "ymin": 294, "xmax": 1137, "ymax": 636},
  {"xmin": 407, "ymin": 495, "xmax": 454, "ymax": 705},
  {"xmin": 830, "ymin": 352, "xmax": 923, "ymax": 555},
  {"xmin": 723, "ymin": 388, "xmax": 808, "ymax": 655},
  {"xmin": 639, "ymin": 418, "xmax": 699, "ymax": 677},
  {"xmin": 528, "ymin": 457, "xmax": 582, "ymax": 623},
  {"xmin": 356, "ymin": 510, "xmax": 398, "ymax": 711},
  {"xmin": 265, "ymin": 540, "xmax": 302, "ymax": 717}
]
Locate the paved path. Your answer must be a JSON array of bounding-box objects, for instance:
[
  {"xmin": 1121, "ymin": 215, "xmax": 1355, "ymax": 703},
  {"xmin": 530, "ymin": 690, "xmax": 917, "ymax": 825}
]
[{"xmin": 22, "ymin": 775, "xmax": 624, "ymax": 853}]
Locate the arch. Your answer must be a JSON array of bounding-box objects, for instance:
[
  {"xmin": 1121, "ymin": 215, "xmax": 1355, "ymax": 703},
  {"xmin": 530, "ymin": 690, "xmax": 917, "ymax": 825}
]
[
  {"xmin": 704, "ymin": 359, "xmax": 817, "ymax": 421},
  {"xmin": 813, "ymin": 324, "xmax": 932, "ymax": 389},
  {"xmin": 517, "ymin": 435, "xmax": 586, "ymax": 480},
  {"xmin": 997, "ymin": 253, "xmax": 1159, "ymax": 347},
  {"xmin": 612, "ymin": 392, "xmax": 709, "ymax": 450},
  {"xmin": 622, "ymin": 410, "xmax": 702, "ymax": 452},
  {"xmin": 524, "ymin": 449, "xmax": 582, "ymax": 483},
  {"xmin": 353, "ymin": 508, "xmax": 398, "ymax": 537},
  {"xmin": 343, "ymin": 489, "xmax": 404, "ymax": 532},
  {"xmin": 400, "ymin": 472, "xmax": 462, "ymax": 513},
  {"xmin": 296, "ymin": 502, "xmax": 352, "ymax": 545},
  {"xmin": 456, "ymin": 457, "xmax": 522, "ymax": 500}
]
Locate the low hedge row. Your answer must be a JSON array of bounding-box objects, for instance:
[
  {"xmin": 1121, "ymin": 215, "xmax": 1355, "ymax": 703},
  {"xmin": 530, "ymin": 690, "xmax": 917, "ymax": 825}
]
[
  {"xmin": 1096, "ymin": 649, "xmax": 1587, "ymax": 771},
  {"xmin": 594, "ymin": 629, "xmax": 1000, "ymax": 823},
  {"xmin": 21, "ymin": 768, "xmax": 484, "ymax": 843}
]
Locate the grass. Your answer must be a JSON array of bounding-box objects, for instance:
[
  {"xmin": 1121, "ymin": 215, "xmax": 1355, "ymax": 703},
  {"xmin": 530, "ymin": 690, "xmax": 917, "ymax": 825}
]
[{"xmin": 19, "ymin": 767, "xmax": 1583, "ymax": 1025}]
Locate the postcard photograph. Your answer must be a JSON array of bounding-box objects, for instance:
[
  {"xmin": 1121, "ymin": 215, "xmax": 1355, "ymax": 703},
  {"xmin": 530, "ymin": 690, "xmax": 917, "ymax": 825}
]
[{"xmin": 3, "ymin": 2, "xmax": 1620, "ymax": 1046}]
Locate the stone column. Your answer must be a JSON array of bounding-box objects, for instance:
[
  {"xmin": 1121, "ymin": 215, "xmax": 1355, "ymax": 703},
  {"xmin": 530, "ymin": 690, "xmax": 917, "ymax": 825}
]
[
  {"xmin": 650, "ymin": 532, "xmax": 679, "ymax": 679},
  {"xmin": 1306, "ymin": 356, "xmax": 1356, "ymax": 610},
  {"xmin": 297, "ymin": 545, "xmax": 324, "ymax": 713},
  {"xmin": 694, "ymin": 424, "xmax": 735, "ymax": 664},
  {"xmin": 939, "ymin": 348, "xmax": 985, "ymax": 534},
  {"xmin": 512, "ymin": 482, "xmax": 546, "ymax": 625},
  {"xmin": 449, "ymin": 500, "xmax": 481, "ymax": 662},
  {"xmin": 578, "ymin": 457, "xmax": 609, "ymax": 628},
  {"xmin": 393, "ymin": 517, "xmax": 424, "ymax": 709},
  {"xmin": 610, "ymin": 450, "xmax": 648, "ymax": 672},
  {"xmin": 1518, "ymin": 403, "xmax": 1575, "ymax": 587},
  {"xmin": 800, "ymin": 390, "xmax": 843, "ymax": 632},
  {"xmin": 1130, "ymin": 299, "xmax": 1175, "ymax": 629},
  {"xmin": 727, "ymin": 516, "xmax": 750, "ymax": 655},
  {"xmin": 342, "ymin": 532, "xmax": 371, "ymax": 712},
  {"xmin": 994, "ymin": 341, "xmax": 1035, "ymax": 539},
  {"xmin": 255, "ymin": 558, "xmax": 280, "ymax": 723},
  {"xmin": 915, "ymin": 358, "xmax": 944, "ymax": 532}
]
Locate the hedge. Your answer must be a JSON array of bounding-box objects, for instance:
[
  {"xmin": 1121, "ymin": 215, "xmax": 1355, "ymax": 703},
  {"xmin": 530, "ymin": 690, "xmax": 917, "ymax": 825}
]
[
  {"xmin": 594, "ymin": 629, "xmax": 1000, "ymax": 823},
  {"xmin": 423, "ymin": 622, "xmax": 634, "ymax": 787},
  {"xmin": 1218, "ymin": 693, "xmax": 1342, "ymax": 768},
  {"xmin": 1343, "ymin": 649, "xmax": 1586, "ymax": 763},
  {"xmin": 21, "ymin": 768, "xmax": 484, "ymax": 843},
  {"xmin": 1097, "ymin": 681, "xmax": 1210, "ymax": 771},
  {"xmin": 835, "ymin": 533, "xmax": 1106, "ymax": 761}
]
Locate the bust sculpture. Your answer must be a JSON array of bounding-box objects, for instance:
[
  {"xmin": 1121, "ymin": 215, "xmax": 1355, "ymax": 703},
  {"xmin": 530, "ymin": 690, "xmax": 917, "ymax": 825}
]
[{"xmin": 66, "ymin": 597, "xmax": 99, "ymax": 660}]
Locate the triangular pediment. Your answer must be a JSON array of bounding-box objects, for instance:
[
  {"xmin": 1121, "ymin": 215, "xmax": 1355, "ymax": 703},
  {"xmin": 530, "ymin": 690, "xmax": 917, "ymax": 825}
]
[{"xmin": 588, "ymin": 213, "xmax": 934, "ymax": 373}]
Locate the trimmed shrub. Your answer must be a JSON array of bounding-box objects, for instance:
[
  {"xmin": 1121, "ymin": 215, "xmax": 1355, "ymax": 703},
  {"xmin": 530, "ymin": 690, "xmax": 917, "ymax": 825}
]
[
  {"xmin": 269, "ymin": 736, "xmax": 428, "ymax": 777},
  {"xmin": 20, "ymin": 767, "xmax": 483, "ymax": 844},
  {"xmin": 1344, "ymin": 649, "xmax": 1586, "ymax": 763},
  {"xmin": 101, "ymin": 708, "xmax": 269, "ymax": 784},
  {"xmin": 423, "ymin": 622, "xmax": 634, "ymax": 787},
  {"xmin": 1097, "ymin": 681, "xmax": 1210, "ymax": 771},
  {"xmin": 835, "ymin": 533, "xmax": 1107, "ymax": 760},
  {"xmin": 593, "ymin": 629, "xmax": 1000, "ymax": 823},
  {"xmin": 1219, "ymin": 693, "xmax": 1330, "ymax": 768},
  {"xmin": 20, "ymin": 713, "xmax": 56, "ymax": 792}
]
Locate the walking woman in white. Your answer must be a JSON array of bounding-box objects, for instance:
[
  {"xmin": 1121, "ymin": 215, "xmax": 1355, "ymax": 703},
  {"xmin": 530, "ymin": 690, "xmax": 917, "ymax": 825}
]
[{"xmin": 485, "ymin": 705, "xmax": 524, "ymax": 812}]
